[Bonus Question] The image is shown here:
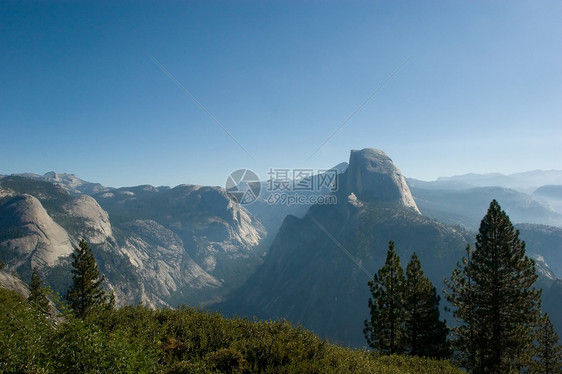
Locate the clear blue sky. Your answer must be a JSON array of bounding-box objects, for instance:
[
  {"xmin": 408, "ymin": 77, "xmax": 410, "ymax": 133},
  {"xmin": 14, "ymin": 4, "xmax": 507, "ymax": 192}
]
[{"xmin": 1, "ymin": 1, "xmax": 561, "ymax": 188}]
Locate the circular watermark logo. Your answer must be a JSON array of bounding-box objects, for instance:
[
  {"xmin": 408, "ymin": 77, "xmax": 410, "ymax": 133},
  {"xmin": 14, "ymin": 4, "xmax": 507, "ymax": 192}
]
[{"xmin": 225, "ymin": 169, "xmax": 261, "ymax": 204}]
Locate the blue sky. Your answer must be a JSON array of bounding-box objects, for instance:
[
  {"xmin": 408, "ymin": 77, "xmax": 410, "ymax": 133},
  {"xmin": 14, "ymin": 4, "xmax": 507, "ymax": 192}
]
[{"xmin": 1, "ymin": 1, "xmax": 561, "ymax": 188}]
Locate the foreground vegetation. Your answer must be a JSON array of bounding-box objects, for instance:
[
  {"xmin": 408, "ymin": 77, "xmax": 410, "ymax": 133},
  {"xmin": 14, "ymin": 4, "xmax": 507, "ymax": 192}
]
[{"xmin": 0, "ymin": 287, "xmax": 461, "ymax": 374}]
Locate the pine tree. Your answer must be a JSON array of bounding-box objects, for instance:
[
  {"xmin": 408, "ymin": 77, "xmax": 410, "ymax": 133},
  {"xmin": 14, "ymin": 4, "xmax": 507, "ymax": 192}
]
[
  {"xmin": 28, "ymin": 267, "xmax": 50, "ymax": 312},
  {"xmin": 530, "ymin": 313, "xmax": 562, "ymax": 374},
  {"xmin": 404, "ymin": 252, "xmax": 450, "ymax": 358},
  {"xmin": 364, "ymin": 241, "xmax": 406, "ymax": 354},
  {"xmin": 444, "ymin": 245, "xmax": 479, "ymax": 371},
  {"xmin": 445, "ymin": 200, "xmax": 541, "ymax": 373},
  {"xmin": 66, "ymin": 239, "xmax": 112, "ymax": 319}
]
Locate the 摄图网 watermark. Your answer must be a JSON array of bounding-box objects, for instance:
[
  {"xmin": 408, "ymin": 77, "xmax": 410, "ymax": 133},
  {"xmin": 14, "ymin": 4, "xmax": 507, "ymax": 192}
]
[{"xmin": 225, "ymin": 168, "xmax": 339, "ymax": 205}]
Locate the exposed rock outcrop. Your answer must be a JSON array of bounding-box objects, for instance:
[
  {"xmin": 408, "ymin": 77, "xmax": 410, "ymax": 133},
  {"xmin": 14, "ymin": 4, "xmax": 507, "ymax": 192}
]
[
  {"xmin": 0, "ymin": 176, "xmax": 266, "ymax": 308},
  {"xmin": 64, "ymin": 195, "xmax": 113, "ymax": 243},
  {"xmin": 0, "ymin": 194, "xmax": 74, "ymax": 268},
  {"xmin": 340, "ymin": 148, "xmax": 420, "ymax": 213},
  {"xmin": 0, "ymin": 270, "xmax": 30, "ymax": 298}
]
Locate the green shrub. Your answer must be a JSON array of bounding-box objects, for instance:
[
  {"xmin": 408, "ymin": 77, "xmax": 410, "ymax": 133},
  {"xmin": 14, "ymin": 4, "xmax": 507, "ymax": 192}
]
[
  {"xmin": 204, "ymin": 347, "xmax": 245, "ymax": 373},
  {"xmin": 0, "ymin": 288, "xmax": 54, "ymax": 372},
  {"xmin": 49, "ymin": 318, "xmax": 157, "ymax": 373},
  {"xmin": 0, "ymin": 289, "xmax": 462, "ymax": 373}
]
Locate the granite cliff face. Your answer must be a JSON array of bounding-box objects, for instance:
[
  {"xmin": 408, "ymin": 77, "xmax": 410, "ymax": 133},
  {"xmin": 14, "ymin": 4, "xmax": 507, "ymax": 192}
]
[
  {"xmin": 0, "ymin": 270, "xmax": 30, "ymax": 299},
  {"xmin": 115, "ymin": 219, "xmax": 221, "ymax": 307},
  {"xmin": 92, "ymin": 184, "xmax": 266, "ymax": 279},
  {"xmin": 0, "ymin": 176, "xmax": 265, "ymax": 307},
  {"xmin": 0, "ymin": 194, "xmax": 74, "ymax": 269},
  {"xmin": 64, "ymin": 195, "xmax": 113, "ymax": 244},
  {"xmin": 243, "ymin": 149, "xmax": 420, "ymax": 243},
  {"xmin": 340, "ymin": 148, "xmax": 420, "ymax": 213}
]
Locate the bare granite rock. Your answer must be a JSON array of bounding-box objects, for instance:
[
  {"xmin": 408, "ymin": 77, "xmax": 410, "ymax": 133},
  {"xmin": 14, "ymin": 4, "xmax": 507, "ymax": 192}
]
[{"xmin": 341, "ymin": 148, "xmax": 420, "ymax": 213}]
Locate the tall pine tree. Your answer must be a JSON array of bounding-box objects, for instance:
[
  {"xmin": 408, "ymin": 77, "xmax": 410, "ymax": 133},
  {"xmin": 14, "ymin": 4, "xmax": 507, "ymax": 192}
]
[
  {"xmin": 364, "ymin": 241, "xmax": 406, "ymax": 354},
  {"xmin": 445, "ymin": 200, "xmax": 541, "ymax": 373},
  {"xmin": 530, "ymin": 313, "xmax": 562, "ymax": 374},
  {"xmin": 28, "ymin": 267, "xmax": 50, "ymax": 312},
  {"xmin": 404, "ymin": 252, "xmax": 450, "ymax": 358},
  {"xmin": 444, "ymin": 245, "xmax": 479, "ymax": 371},
  {"xmin": 66, "ymin": 239, "xmax": 112, "ymax": 319}
]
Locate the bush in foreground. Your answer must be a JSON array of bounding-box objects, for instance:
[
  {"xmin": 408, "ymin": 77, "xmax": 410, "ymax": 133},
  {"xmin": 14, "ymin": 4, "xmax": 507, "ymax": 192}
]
[{"xmin": 0, "ymin": 288, "xmax": 462, "ymax": 373}]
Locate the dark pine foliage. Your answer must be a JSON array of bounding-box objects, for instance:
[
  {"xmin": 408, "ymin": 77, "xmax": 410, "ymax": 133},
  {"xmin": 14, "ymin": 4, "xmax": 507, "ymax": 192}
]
[
  {"xmin": 364, "ymin": 241, "xmax": 407, "ymax": 354},
  {"xmin": 531, "ymin": 313, "xmax": 562, "ymax": 374},
  {"xmin": 404, "ymin": 253, "xmax": 450, "ymax": 359},
  {"xmin": 445, "ymin": 200, "xmax": 542, "ymax": 373},
  {"xmin": 66, "ymin": 239, "xmax": 113, "ymax": 319},
  {"xmin": 28, "ymin": 267, "xmax": 50, "ymax": 312},
  {"xmin": 444, "ymin": 245, "xmax": 478, "ymax": 371},
  {"xmin": 365, "ymin": 244, "xmax": 451, "ymax": 358}
]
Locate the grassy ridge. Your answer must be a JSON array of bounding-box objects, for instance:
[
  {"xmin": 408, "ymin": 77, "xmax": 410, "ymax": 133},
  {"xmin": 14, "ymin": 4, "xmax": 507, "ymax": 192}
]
[{"xmin": 0, "ymin": 288, "xmax": 462, "ymax": 373}]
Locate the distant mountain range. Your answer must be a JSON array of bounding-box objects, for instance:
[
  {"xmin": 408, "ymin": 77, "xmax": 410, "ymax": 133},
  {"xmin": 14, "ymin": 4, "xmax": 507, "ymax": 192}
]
[
  {"xmin": 1, "ymin": 152, "xmax": 561, "ymax": 347},
  {"xmin": 407, "ymin": 171, "xmax": 562, "ymax": 231},
  {"xmin": 14, "ymin": 171, "xmax": 111, "ymax": 196},
  {"xmin": 408, "ymin": 185, "xmax": 562, "ymax": 230},
  {"xmin": 431, "ymin": 170, "xmax": 562, "ymax": 192}
]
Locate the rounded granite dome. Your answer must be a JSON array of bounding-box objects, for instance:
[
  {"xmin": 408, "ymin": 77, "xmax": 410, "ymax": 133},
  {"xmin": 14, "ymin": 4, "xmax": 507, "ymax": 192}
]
[{"xmin": 340, "ymin": 148, "xmax": 420, "ymax": 213}]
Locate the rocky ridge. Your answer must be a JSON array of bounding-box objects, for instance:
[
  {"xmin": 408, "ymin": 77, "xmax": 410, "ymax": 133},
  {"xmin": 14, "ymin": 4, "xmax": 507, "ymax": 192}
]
[{"xmin": 0, "ymin": 176, "xmax": 265, "ymax": 308}]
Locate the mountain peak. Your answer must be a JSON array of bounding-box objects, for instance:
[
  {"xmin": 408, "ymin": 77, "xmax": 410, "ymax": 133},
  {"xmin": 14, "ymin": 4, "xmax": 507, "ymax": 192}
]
[
  {"xmin": 12, "ymin": 172, "xmax": 110, "ymax": 196},
  {"xmin": 340, "ymin": 148, "xmax": 420, "ymax": 213}
]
